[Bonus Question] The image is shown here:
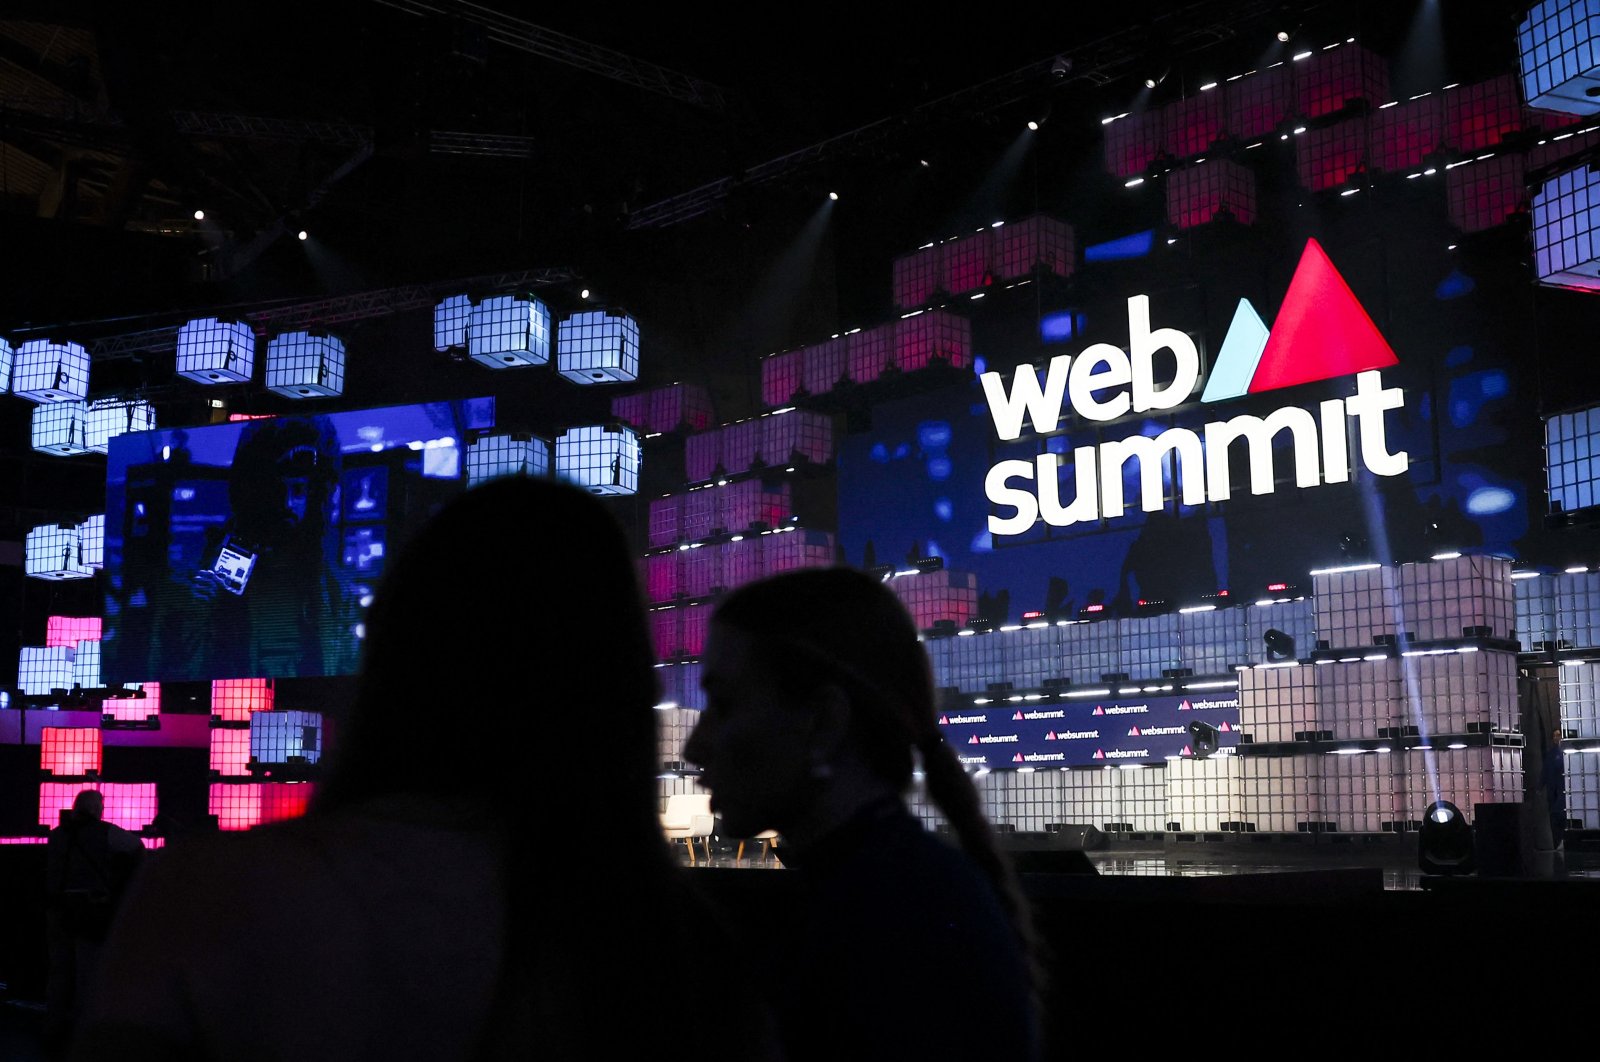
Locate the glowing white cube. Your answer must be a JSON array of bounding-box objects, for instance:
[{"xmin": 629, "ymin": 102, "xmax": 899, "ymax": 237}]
[
  {"xmin": 73, "ymin": 639, "xmax": 101, "ymax": 690},
  {"xmin": 469, "ymin": 294, "xmax": 551, "ymax": 368},
  {"xmin": 264, "ymin": 331, "xmax": 346, "ymax": 398},
  {"xmin": 176, "ymin": 317, "xmax": 256, "ymax": 384},
  {"xmin": 555, "ymin": 424, "xmax": 640, "ymax": 496},
  {"xmin": 433, "ymin": 293, "xmax": 473, "ymax": 351},
  {"xmin": 249, "ymin": 710, "xmax": 323, "ymax": 765},
  {"xmin": 19, "ymin": 646, "xmax": 74, "ymax": 695},
  {"xmin": 78, "ymin": 515, "xmax": 105, "ymax": 569},
  {"xmin": 556, "ymin": 310, "xmax": 640, "ymax": 384},
  {"xmin": 1534, "ymin": 165, "xmax": 1600, "ymax": 289},
  {"xmin": 26, "ymin": 524, "xmax": 92, "ymax": 580},
  {"xmin": 1520, "ymin": 1, "xmax": 1600, "ymax": 114},
  {"xmin": 85, "ymin": 399, "xmax": 156, "ymax": 454},
  {"xmin": 30, "ymin": 401, "xmax": 90, "ymax": 456},
  {"xmin": 12, "ymin": 340, "xmax": 89, "ymax": 402},
  {"xmin": 0, "ymin": 336, "xmax": 11, "ymax": 392},
  {"xmin": 466, "ymin": 432, "xmax": 550, "ymax": 486}
]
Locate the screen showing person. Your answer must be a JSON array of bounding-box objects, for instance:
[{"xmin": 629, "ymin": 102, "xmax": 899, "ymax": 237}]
[{"xmin": 102, "ymin": 398, "xmax": 495, "ymax": 683}]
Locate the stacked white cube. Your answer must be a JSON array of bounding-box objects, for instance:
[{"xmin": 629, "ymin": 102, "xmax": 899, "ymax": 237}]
[
  {"xmin": 1314, "ymin": 566, "xmax": 1401, "ymax": 649},
  {"xmin": 1567, "ymin": 750, "xmax": 1600, "ymax": 828},
  {"xmin": 1519, "ymin": 0, "xmax": 1600, "ymax": 114},
  {"xmin": 1121, "ymin": 614, "xmax": 1182, "ymax": 680},
  {"xmin": 1516, "ymin": 574, "xmax": 1557, "ymax": 651},
  {"xmin": 1396, "ymin": 745, "xmax": 1523, "ymax": 827},
  {"xmin": 433, "ymin": 293, "xmax": 472, "ymax": 351},
  {"xmin": 1239, "ymin": 662, "xmax": 1320, "ymax": 743},
  {"xmin": 1533, "ymin": 165, "xmax": 1600, "ymax": 291},
  {"xmin": 974, "ymin": 769, "xmax": 1064, "ymax": 833},
  {"xmin": 176, "ymin": 318, "xmax": 255, "ymax": 384},
  {"xmin": 1178, "ymin": 607, "xmax": 1248, "ymax": 676},
  {"xmin": 469, "ymin": 295, "xmax": 552, "ymax": 368},
  {"xmin": 12, "ymin": 339, "xmax": 90, "ymax": 402},
  {"xmin": 72, "ymin": 639, "xmax": 101, "ymax": 690},
  {"xmin": 76, "ymin": 514, "xmax": 105, "ymax": 571},
  {"xmin": 655, "ymin": 706, "xmax": 701, "ymax": 766},
  {"xmin": 30, "ymin": 401, "xmax": 90, "ymax": 456},
  {"xmin": 1059, "ymin": 621, "xmax": 1121, "ymax": 685},
  {"xmin": 556, "ymin": 310, "xmax": 639, "ymax": 384},
  {"xmin": 18, "ymin": 646, "xmax": 75, "ymax": 695},
  {"xmin": 0, "ymin": 335, "xmax": 11, "ymax": 392},
  {"xmin": 1322, "ymin": 750, "xmax": 1394, "ymax": 833},
  {"xmin": 1554, "ymin": 570, "xmax": 1600, "ymax": 648},
  {"xmin": 1559, "ymin": 661, "xmax": 1600, "ymax": 739},
  {"xmin": 1398, "ymin": 649, "xmax": 1519, "ymax": 737},
  {"xmin": 25, "ymin": 524, "xmax": 92, "ymax": 581},
  {"xmin": 265, "ymin": 331, "xmax": 346, "ymax": 398},
  {"xmin": 249, "ymin": 710, "xmax": 324, "ymax": 765},
  {"xmin": 949, "ymin": 630, "xmax": 1007, "ymax": 694},
  {"xmin": 1396, "ymin": 556, "xmax": 1514, "ymax": 642},
  {"xmin": 465, "ymin": 433, "xmax": 550, "ymax": 486},
  {"xmin": 85, "ymin": 399, "xmax": 156, "ymax": 454},
  {"xmin": 1116, "ymin": 765, "xmax": 1169, "ymax": 831},
  {"xmin": 1316, "ymin": 656, "xmax": 1400, "ymax": 740},
  {"xmin": 1245, "ymin": 598, "xmax": 1315, "ymax": 663},
  {"xmin": 999, "ymin": 623, "xmax": 1058, "ymax": 690},
  {"xmin": 555, "ymin": 425, "xmax": 639, "ymax": 496},
  {"xmin": 1238, "ymin": 754, "xmax": 1320, "ymax": 832},
  {"xmin": 1058, "ymin": 768, "xmax": 1120, "ymax": 831},
  {"xmin": 1165, "ymin": 754, "xmax": 1242, "ymax": 832}
]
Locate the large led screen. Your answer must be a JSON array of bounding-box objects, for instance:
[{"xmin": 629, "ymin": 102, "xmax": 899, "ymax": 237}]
[{"xmin": 102, "ymin": 398, "xmax": 494, "ymax": 682}]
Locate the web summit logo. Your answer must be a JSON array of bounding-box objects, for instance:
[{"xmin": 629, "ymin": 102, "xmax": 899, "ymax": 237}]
[{"xmin": 982, "ymin": 238, "xmax": 1405, "ymax": 535}]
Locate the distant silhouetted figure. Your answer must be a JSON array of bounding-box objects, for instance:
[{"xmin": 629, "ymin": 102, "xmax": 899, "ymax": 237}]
[
  {"xmin": 685, "ymin": 568, "xmax": 1039, "ymax": 1060},
  {"xmin": 76, "ymin": 479, "xmax": 774, "ymax": 1061}
]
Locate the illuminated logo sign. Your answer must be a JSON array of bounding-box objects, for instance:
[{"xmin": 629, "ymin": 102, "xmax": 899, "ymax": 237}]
[
  {"xmin": 1014, "ymin": 752, "xmax": 1067, "ymax": 763},
  {"xmin": 968, "ymin": 734, "xmax": 1020, "ymax": 745},
  {"xmin": 1013, "ymin": 709, "xmax": 1066, "ymax": 720},
  {"xmin": 1103, "ymin": 748, "xmax": 1151, "ymax": 760},
  {"xmin": 1131, "ymin": 725, "xmax": 1186, "ymax": 737},
  {"xmin": 943, "ymin": 713, "xmax": 988, "ymax": 725},
  {"xmin": 981, "ymin": 239, "xmax": 1406, "ymax": 535},
  {"xmin": 958, "ymin": 755, "xmax": 988, "ymax": 765},
  {"xmin": 1094, "ymin": 704, "xmax": 1149, "ymax": 715}
]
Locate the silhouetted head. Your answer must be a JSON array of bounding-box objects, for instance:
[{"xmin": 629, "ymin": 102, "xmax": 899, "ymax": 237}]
[
  {"xmin": 73, "ymin": 789, "xmax": 104, "ymax": 822},
  {"xmin": 228, "ymin": 416, "xmax": 341, "ymax": 549}
]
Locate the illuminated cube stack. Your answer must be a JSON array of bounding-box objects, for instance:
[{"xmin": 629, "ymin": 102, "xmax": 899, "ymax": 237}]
[
  {"xmin": 1528, "ymin": 126, "xmax": 1600, "ymax": 173},
  {"xmin": 762, "ymin": 528, "xmax": 834, "ymax": 575},
  {"xmin": 1238, "ymin": 662, "xmax": 1320, "ymax": 744},
  {"xmin": 886, "ymin": 570, "xmax": 979, "ymax": 634},
  {"xmin": 1554, "ymin": 570, "xmax": 1600, "ymax": 647},
  {"xmin": 432, "ymin": 293, "xmax": 473, "ymax": 351},
  {"xmin": 682, "ymin": 486, "xmax": 718, "ymax": 542},
  {"xmin": 249, "ymin": 710, "xmax": 323, "ymax": 770},
  {"xmin": 1057, "ymin": 769, "xmax": 1118, "ymax": 832},
  {"xmin": 1445, "ymin": 74, "xmax": 1525, "ymax": 151},
  {"xmin": 1314, "ymin": 565, "xmax": 1400, "ymax": 650},
  {"xmin": 556, "ymin": 310, "xmax": 640, "ymax": 384},
  {"xmin": 1323, "ymin": 750, "xmax": 1393, "ymax": 833},
  {"xmin": 103, "ymin": 683, "xmax": 159, "ymax": 725},
  {"xmin": 893, "ymin": 310, "xmax": 971, "ymax": 372},
  {"xmin": 651, "ymin": 606, "xmax": 686, "ymax": 660},
  {"xmin": 72, "ymin": 639, "xmax": 101, "ymax": 690},
  {"xmin": 655, "ymin": 660, "xmax": 705, "ymax": 711},
  {"xmin": 265, "ymin": 331, "xmax": 346, "ymax": 398},
  {"xmin": 993, "ymin": 215, "xmax": 1073, "ymax": 282},
  {"xmin": 1009, "ymin": 623, "xmax": 1063, "ymax": 690},
  {"xmin": 175, "ymin": 318, "xmax": 256, "ymax": 384},
  {"xmin": 1396, "ymin": 555, "xmax": 1515, "ymax": 642},
  {"xmin": 1396, "ymin": 745, "xmax": 1522, "ymax": 828},
  {"xmin": 656, "ymin": 706, "xmax": 701, "ymax": 766},
  {"xmin": 801, "ymin": 336, "xmax": 848, "ymax": 396},
  {"xmin": 720, "ymin": 536, "xmax": 767, "ymax": 593},
  {"xmin": 1119, "ymin": 766, "xmax": 1170, "ymax": 832},
  {"xmin": 974, "ymin": 770, "xmax": 1064, "ymax": 833},
  {"xmin": 1518, "ymin": 0, "xmax": 1600, "ymax": 115},
  {"xmin": 0, "ymin": 335, "xmax": 11, "ymax": 391},
  {"xmin": 1316, "ymin": 657, "xmax": 1400, "ymax": 741},
  {"xmin": 610, "ymin": 391, "xmax": 649, "ymax": 430},
  {"xmin": 468, "ymin": 294, "xmax": 551, "ymax": 368},
  {"xmin": 1560, "ymin": 661, "xmax": 1600, "ymax": 740},
  {"xmin": 947, "ymin": 630, "xmax": 1006, "ymax": 694},
  {"xmin": 1165, "ymin": 754, "xmax": 1242, "ymax": 832},
  {"xmin": 1103, "ymin": 110, "xmax": 1163, "ymax": 179},
  {"xmin": 1237, "ymin": 753, "xmax": 1321, "ymax": 833},
  {"xmin": 209, "ymin": 727, "xmax": 253, "ymax": 777},
  {"xmin": 465, "ymin": 432, "xmax": 550, "ymax": 485},
  {"xmin": 1245, "ymin": 598, "xmax": 1315, "ymax": 663},
  {"xmin": 679, "ymin": 603, "xmax": 710, "ymax": 657},
  {"xmin": 1515, "ymin": 573, "xmax": 1556, "ymax": 651},
  {"xmin": 1295, "ymin": 43, "xmax": 1389, "ymax": 119},
  {"xmin": 1059, "ymin": 620, "xmax": 1122, "ymax": 686},
  {"xmin": 1568, "ymin": 752, "xmax": 1600, "ymax": 828},
  {"xmin": 40, "ymin": 728, "xmax": 101, "ymax": 777},
  {"xmin": 40, "ymin": 783, "xmax": 156, "ymax": 832},
  {"xmin": 892, "ymin": 243, "xmax": 943, "ymax": 309},
  {"xmin": 759, "ymin": 409, "xmax": 833, "ymax": 466},
  {"xmin": 1297, "ymin": 118, "xmax": 1369, "ymax": 192},
  {"xmin": 941, "ymin": 230, "xmax": 994, "ymax": 295},
  {"xmin": 1226, "ymin": 64, "xmax": 1294, "ymax": 141},
  {"xmin": 722, "ymin": 420, "xmax": 765, "ymax": 475},
  {"xmin": 1177, "ymin": 607, "xmax": 1247, "ymax": 676},
  {"xmin": 77, "ymin": 515, "xmax": 103, "ymax": 569},
  {"xmin": 1547, "ymin": 405, "xmax": 1600, "ymax": 513},
  {"xmin": 681, "ymin": 543, "xmax": 722, "ymax": 599},
  {"xmin": 846, "ymin": 323, "xmax": 895, "ymax": 383},
  {"xmin": 685, "ymin": 429, "xmax": 722, "ymax": 482},
  {"xmin": 85, "ymin": 399, "xmax": 156, "ymax": 454},
  {"xmin": 1532, "ymin": 165, "xmax": 1600, "ymax": 291},
  {"xmin": 47, "ymin": 616, "xmax": 102, "ymax": 648},
  {"xmin": 643, "ymin": 384, "xmax": 713, "ymax": 433},
  {"xmin": 211, "ymin": 678, "xmax": 275, "ymax": 723},
  {"xmin": 1166, "ymin": 159, "xmax": 1257, "ymax": 229},
  {"xmin": 1162, "ymin": 90, "xmax": 1225, "ymax": 159},
  {"xmin": 31, "ymin": 401, "xmax": 90, "ymax": 455},
  {"xmin": 1397, "ymin": 649, "xmax": 1519, "ymax": 737},
  {"xmin": 207, "ymin": 783, "xmax": 316, "ymax": 831},
  {"xmin": 27, "ymin": 523, "xmax": 91, "ymax": 580},
  {"xmin": 1368, "ymin": 95, "xmax": 1443, "ymax": 173},
  {"xmin": 1447, "ymin": 154, "xmax": 1527, "ymax": 233},
  {"xmin": 642, "ymin": 552, "xmax": 682, "ymax": 603},
  {"xmin": 647, "ymin": 495, "xmax": 684, "ymax": 548},
  {"xmin": 18, "ymin": 646, "xmax": 74, "ymax": 695},
  {"xmin": 1121, "ymin": 614, "xmax": 1181, "ymax": 680},
  {"xmin": 554, "ymin": 425, "xmax": 639, "ymax": 496},
  {"xmin": 719, "ymin": 479, "xmax": 790, "ymax": 532},
  {"xmin": 12, "ymin": 339, "xmax": 90, "ymax": 402}
]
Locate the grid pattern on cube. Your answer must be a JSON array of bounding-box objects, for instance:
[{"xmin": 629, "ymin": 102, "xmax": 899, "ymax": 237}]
[
  {"xmin": 680, "ymin": 604, "xmax": 709, "ymax": 658},
  {"xmin": 1547, "ymin": 405, "xmax": 1600, "ymax": 512},
  {"xmin": 77, "ymin": 515, "xmax": 104, "ymax": 570},
  {"xmin": 888, "ymin": 571, "xmax": 979, "ymax": 634},
  {"xmin": 1517, "ymin": 575, "xmax": 1557, "ymax": 651},
  {"xmin": 1002, "ymin": 625, "xmax": 1059, "ymax": 690},
  {"xmin": 466, "ymin": 433, "xmax": 549, "ymax": 486},
  {"xmin": 468, "ymin": 295, "xmax": 552, "ymax": 367},
  {"xmin": 1518, "ymin": 0, "xmax": 1600, "ymax": 113},
  {"xmin": 250, "ymin": 710, "xmax": 323, "ymax": 765},
  {"xmin": 683, "ymin": 487, "xmax": 717, "ymax": 541},
  {"xmin": 1104, "ymin": 110, "xmax": 1163, "ymax": 179},
  {"xmin": 1295, "ymin": 44, "xmax": 1389, "ymax": 119},
  {"xmin": 1317, "ymin": 658, "xmax": 1400, "ymax": 740},
  {"xmin": 1245, "ymin": 598, "xmax": 1315, "ymax": 664},
  {"xmin": 763, "ymin": 529, "xmax": 834, "ymax": 575},
  {"xmin": 1529, "ymin": 126, "xmax": 1600, "ymax": 173},
  {"xmin": 1396, "ymin": 556, "xmax": 1515, "ymax": 641},
  {"xmin": 1532, "ymin": 165, "xmax": 1600, "ymax": 289},
  {"xmin": 974, "ymin": 769, "xmax": 1064, "ymax": 833},
  {"xmin": 1163, "ymin": 91, "xmax": 1226, "ymax": 159},
  {"xmin": 721, "ymin": 538, "xmax": 766, "ymax": 593},
  {"xmin": 1398, "ymin": 650, "xmax": 1519, "ymax": 738},
  {"xmin": 1313, "ymin": 567, "xmax": 1400, "ymax": 650},
  {"xmin": 1238, "ymin": 754, "xmax": 1321, "ymax": 832},
  {"xmin": 652, "ymin": 607, "xmax": 684, "ymax": 659},
  {"xmin": 924, "ymin": 638, "xmax": 955, "ymax": 690},
  {"xmin": 556, "ymin": 311, "xmax": 639, "ymax": 384},
  {"xmin": 1060, "ymin": 622, "xmax": 1122, "ymax": 685},
  {"xmin": 682, "ymin": 544, "xmax": 721, "ymax": 598},
  {"xmin": 210, "ymin": 728, "xmax": 253, "ymax": 777},
  {"xmin": 947, "ymin": 630, "xmax": 1007, "ymax": 693},
  {"xmin": 1178, "ymin": 607, "xmax": 1247, "ymax": 676},
  {"xmin": 1165, "ymin": 755, "xmax": 1242, "ymax": 831},
  {"xmin": 1369, "ymin": 94, "xmax": 1443, "ymax": 173},
  {"xmin": 175, "ymin": 319, "xmax": 255, "ymax": 384},
  {"xmin": 685, "ymin": 430, "xmax": 722, "ymax": 482},
  {"xmin": 657, "ymin": 706, "xmax": 701, "ymax": 766},
  {"xmin": 85, "ymin": 399, "xmax": 157, "ymax": 454},
  {"xmin": 1239, "ymin": 663, "xmax": 1320, "ymax": 743},
  {"xmin": 19, "ymin": 647, "xmax": 74, "ymax": 695},
  {"xmin": 761, "ymin": 350, "xmax": 804, "ymax": 407},
  {"xmin": 1121, "ymin": 615, "xmax": 1181, "ymax": 680},
  {"xmin": 265, "ymin": 332, "xmax": 346, "ymax": 398},
  {"xmin": 802, "ymin": 337, "xmax": 848, "ymax": 396},
  {"xmin": 1397, "ymin": 746, "xmax": 1523, "ymax": 826},
  {"xmin": 41, "ymin": 728, "xmax": 101, "ymax": 777},
  {"xmin": 1447, "ymin": 154, "xmax": 1527, "ymax": 233},
  {"xmin": 846, "ymin": 325, "xmax": 894, "ymax": 383},
  {"xmin": 892, "ymin": 245, "xmax": 944, "ymax": 310},
  {"xmin": 1323, "ymin": 750, "xmax": 1393, "ymax": 832},
  {"xmin": 103, "ymin": 682, "xmax": 159, "ymax": 722},
  {"xmin": 31, "ymin": 401, "xmax": 89, "ymax": 456},
  {"xmin": 760, "ymin": 409, "xmax": 833, "ymax": 466},
  {"xmin": 72, "ymin": 639, "xmax": 101, "ymax": 690},
  {"xmin": 1226, "ymin": 64, "xmax": 1294, "ymax": 140},
  {"xmin": 211, "ymin": 679, "xmax": 275, "ymax": 722},
  {"xmin": 0, "ymin": 336, "xmax": 10, "ymax": 392},
  {"xmin": 1297, "ymin": 118, "xmax": 1368, "ymax": 192},
  {"xmin": 942, "ymin": 231, "xmax": 994, "ymax": 295},
  {"xmin": 1057, "ymin": 768, "xmax": 1119, "ymax": 831},
  {"xmin": 656, "ymin": 661, "xmax": 706, "ymax": 711},
  {"xmin": 13, "ymin": 339, "xmax": 90, "ymax": 402},
  {"xmin": 1567, "ymin": 751, "xmax": 1600, "ymax": 828},
  {"xmin": 554, "ymin": 425, "xmax": 639, "ymax": 496},
  {"xmin": 643, "ymin": 552, "xmax": 681, "ymax": 603},
  {"xmin": 720, "ymin": 420, "xmax": 762, "ymax": 474},
  {"xmin": 994, "ymin": 216, "xmax": 1073, "ymax": 281},
  {"xmin": 208, "ymin": 783, "xmax": 315, "ymax": 831},
  {"xmin": 1554, "ymin": 571, "xmax": 1600, "ymax": 648},
  {"xmin": 720, "ymin": 479, "xmax": 790, "ymax": 532},
  {"xmin": 1560, "ymin": 661, "xmax": 1600, "ymax": 738},
  {"xmin": 894, "ymin": 311, "xmax": 971, "ymax": 372},
  {"xmin": 433, "ymin": 293, "xmax": 472, "ymax": 350},
  {"xmin": 1167, "ymin": 159, "xmax": 1257, "ymax": 229},
  {"xmin": 1118, "ymin": 766, "xmax": 1169, "ymax": 831},
  {"xmin": 648, "ymin": 495, "xmax": 684, "ymax": 548},
  {"xmin": 648, "ymin": 383, "xmax": 711, "ymax": 435},
  {"xmin": 47, "ymin": 616, "xmax": 101, "ymax": 649},
  {"xmin": 40, "ymin": 783, "xmax": 157, "ymax": 831},
  {"xmin": 1445, "ymin": 75, "xmax": 1525, "ymax": 151},
  {"xmin": 610, "ymin": 392, "xmax": 649, "ymax": 430}
]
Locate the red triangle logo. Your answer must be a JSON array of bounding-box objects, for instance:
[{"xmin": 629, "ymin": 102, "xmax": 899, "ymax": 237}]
[
  {"xmin": 1013, "ymin": 753, "xmax": 1025, "ymax": 763},
  {"xmin": 1178, "ymin": 700, "xmax": 1192, "ymax": 711},
  {"xmin": 1249, "ymin": 238, "xmax": 1398, "ymax": 394},
  {"xmin": 1181, "ymin": 744, "xmax": 1193, "ymax": 757},
  {"xmin": 938, "ymin": 714, "xmax": 949, "ymax": 725},
  {"xmin": 1220, "ymin": 720, "xmax": 1232, "ymax": 732},
  {"xmin": 1013, "ymin": 711, "xmax": 1024, "ymax": 721},
  {"xmin": 1045, "ymin": 730, "xmax": 1058, "ymax": 741},
  {"xmin": 1092, "ymin": 706, "xmax": 1105, "ymax": 716},
  {"xmin": 1128, "ymin": 726, "xmax": 1142, "ymax": 737},
  {"xmin": 968, "ymin": 734, "xmax": 980, "ymax": 745},
  {"xmin": 1092, "ymin": 749, "xmax": 1105, "ymax": 760}
]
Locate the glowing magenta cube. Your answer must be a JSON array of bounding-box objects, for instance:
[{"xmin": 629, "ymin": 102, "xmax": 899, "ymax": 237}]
[
  {"xmin": 209, "ymin": 728, "xmax": 252, "ymax": 777},
  {"xmin": 894, "ymin": 311, "xmax": 971, "ymax": 372},
  {"xmin": 211, "ymin": 679, "xmax": 275, "ymax": 722},
  {"xmin": 646, "ymin": 384, "xmax": 713, "ymax": 433},
  {"xmin": 1445, "ymin": 75, "xmax": 1525, "ymax": 152},
  {"xmin": 1297, "ymin": 118, "xmax": 1368, "ymax": 192},
  {"xmin": 759, "ymin": 410, "xmax": 833, "ymax": 467},
  {"xmin": 1295, "ymin": 44, "xmax": 1389, "ymax": 120},
  {"xmin": 104, "ymin": 683, "xmax": 160, "ymax": 723},
  {"xmin": 1163, "ymin": 90, "xmax": 1226, "ymax": 159},
  {"xmin": 802, "ymin": 337, "xmax": 848, "ymax": 396},
  {"xmin": 652, "ymin": 606, "xmax": 684, "ymax": 660},
  {"xmin": 40, "ymin": 782, "xmax": 156, "ymax": 831},
  {"xmin": 1448, "ymin": 154, "xmax": 1528, "ymax": 233},
  {"xmin": 994, "ymin": 216, "xmax": 1073, "ymax": 281},
  {"xmin": 207, "ymin": 782, "xmax": 315, "ymax": 831},
  {"xmin": 719, "ymin": 420, "xmax": 761, "ymax": 474},
  {"xmin": 644, "ymin": 552, "xmax": 682, "ymax": 603},
  {"xmin": 648, "ymin": 494, "xmax": 684, "ymax": 549},
  {"xmin": 761, "ymin": 349, "xmax": 804, "ymax": 407},
  {"xmin": 610, "ymin": 392, "xmax": 649, "ymax": 430},
  {"xmin": 1368, "ymin": 95, "xmax": 1443, "ymax": 173},
  {"xmin": 40, "ymin": 728, "xmax": 101, "ymax": 777},
  {"xmin": 846, "ymin": 325, "xmax": 894, "ymax": 384},
  {"xmin": 1226, "ymin": 65, "xmax": 1293, "ymax": 141},
  {"xmin": 685, "ymin": 429, "xmax": 723, "ymax": 482},
  {"xmin": 942, "ymin": 230, "xmax": 996, "ymax": 295},
  {"xmin": 683, "ymin": 486, "xmax": 717, "ymax": 541},
  {"xmin": 1166, "ymin": 159, "xmax": 1257, "ymax": 229},
  {"xmin": 1104, "ymin": 110, "xmax": 1163, "ymax": 179},
  {"xmin": 47, "ymin": 616, "xmax": 101, "ymax": 649},
  {"xmin": 892, "ymin": 244, "xmax": 943, "ymax": 309}
]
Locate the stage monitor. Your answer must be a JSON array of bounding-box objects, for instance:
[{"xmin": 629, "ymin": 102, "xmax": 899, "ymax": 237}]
[{"xmin": 102, "ymin": 397, "xmax": 495, "ymax": 683}]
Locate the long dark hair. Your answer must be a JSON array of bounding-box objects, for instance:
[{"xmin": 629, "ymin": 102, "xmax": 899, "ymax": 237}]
[{"xmin": 712, "ymin": 567, "xmax": 1038, "ymax": 980}]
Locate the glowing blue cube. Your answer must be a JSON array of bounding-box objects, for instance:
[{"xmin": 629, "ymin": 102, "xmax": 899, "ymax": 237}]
[
  {"xmin": 85, "ymin": 399, "xmax": 156, "ymax": 454},
  {"xmin": 433, "ymin": 294, "xmax": 472, "ymax": 351},
  {"xmin": 1548, "ymin": 404, "xmax": 1600, "ymax": 511},
  {"xmin": 78, "ymin": 515, "xmax": 105, "ymax": 569},
  {"xmin": 249, "ymin": 710, "xmax": 323, "ymax": 766},
  {"xmin": 12, "ymin": 340, "xmax": 89, "ymax": 403},
  {"xmin": 176, "ymin": 318, "xmax": 255, "ymax": 384},
  {"xmin": 265, "ymin": 331, "xmax": 346, "ymax": 398},
  {"xmin": 18, "ymin": 646, "xmax": 74, "ymax": 695},
  {"xmin": 1520, "ymin": 0, "xmax": 1600, "ymax": 114},
  {"xmin": 469, "ymin": 294, "xmax": 551, "ymax": 368},
  {"xmin": 26, "ymin": 524, "xmax": 92, "ymax": 580},
  {"xmin": 0, "ymin": 337, "xmax": 11, "ymax": 393},
  {"xmin": 555, "ymin": 424, "xmax": 640, "ymax": 496},
  {"xmin": 1533, "ymin": 165, "xmax": 1600, "ymax": 289},
  {"xmin": 30, "ymin": 402, "xmax": 90, "ymax": 456},
  {"xmin": 466, "ymin": 432, "xmax": 550, "ymax": 486},
  {"xmin": 557, "ymin": 310, "xmax": 640, "ymax": 384},
  {"xmin": 73, "ymin": 639, "xmax": 101, "ymax": 691}
]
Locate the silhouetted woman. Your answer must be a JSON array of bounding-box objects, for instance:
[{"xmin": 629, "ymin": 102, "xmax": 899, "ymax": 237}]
[
  {"xmin": 684, "ymin": 567, "xmax": 1038, "ymax": 1060},
  {"xmin": 76, "ymin": 478, "xmax": 772, "ymax": 1061}
]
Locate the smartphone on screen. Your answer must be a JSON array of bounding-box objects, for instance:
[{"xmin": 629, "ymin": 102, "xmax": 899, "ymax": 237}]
[{"xmin": 209, "ymin": 536, "xmax": 259, "ymax": 596}]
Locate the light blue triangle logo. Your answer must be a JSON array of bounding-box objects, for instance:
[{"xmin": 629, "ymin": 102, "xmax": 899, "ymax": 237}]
[{"xmin": 1200, "ymin": 298, "xmax": 1271, "ymax": 403}]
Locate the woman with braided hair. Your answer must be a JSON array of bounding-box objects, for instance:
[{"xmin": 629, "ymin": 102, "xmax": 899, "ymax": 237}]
[{"xmin": 684, "ymin": 567, "xmax": 1039, "ymax": 1061}]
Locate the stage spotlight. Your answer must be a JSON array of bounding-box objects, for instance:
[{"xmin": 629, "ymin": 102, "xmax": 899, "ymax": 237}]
[
  {"xmin": 919, "ymin": 158, "xmax": 931, "ymax": 167},
  {"xmin": 193, "ymin": 209, "xmax": 205, "ymax": 221},
  {"xmin": 1419, "ymin": 800, "xmax": 1475, "ymax": 875},
  {"xmin": 1027, "ymin": 120, "xmax": 1040, "ymax": 131},
  {"xmin": 580, "ymin": 288, "xmax": 591, "ymax": 300},
  {"xmin": 297, "ymin": 230, "xmax": 308, "ymax": 241},
  {"xmin": 828, "ymin": 192, "xmax": 839, "ymax": 201},
  {"xmin": 1277, "ymin": 29, "xmax": 1290, "ymax": 42},
  {"xmin": 1263, "ymin": 628, "xmax": 1296, "ymax": 662},
  {"xmin": 1051, "ymin": 56, "xmax": 1072, "ymax": 77},
  {"xmin": 1187, "ymin": 721, "xmax": 1220, "ymax": 759},
  {"xmin": 1144, "ymin": 76, "xmax": 1158, "ymax": 88}
]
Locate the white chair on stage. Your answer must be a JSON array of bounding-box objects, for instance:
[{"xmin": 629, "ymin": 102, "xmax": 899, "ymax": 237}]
[{"xmin": 660, "ymin": 793, "xmax": 715, "ymax": 865}]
